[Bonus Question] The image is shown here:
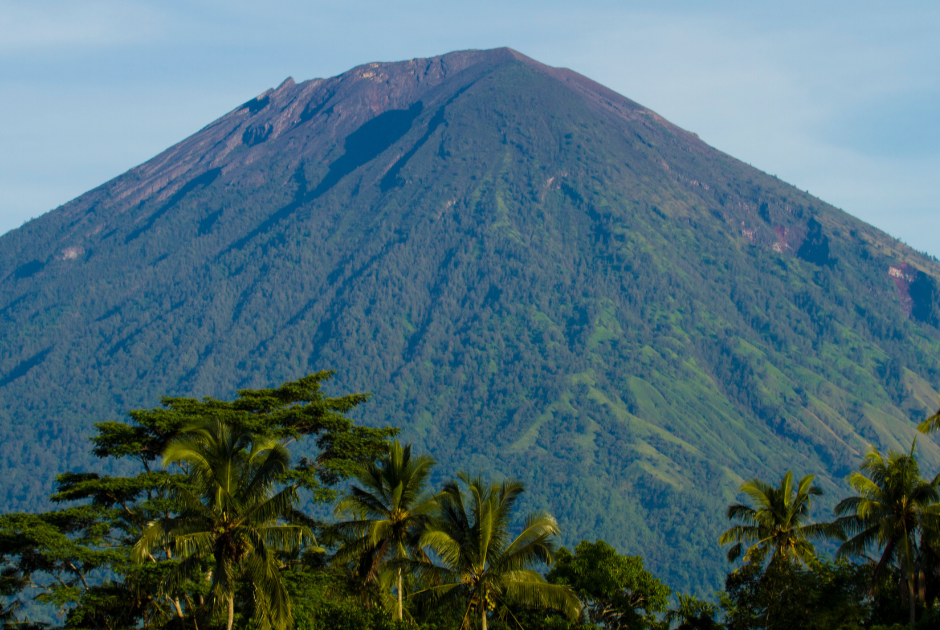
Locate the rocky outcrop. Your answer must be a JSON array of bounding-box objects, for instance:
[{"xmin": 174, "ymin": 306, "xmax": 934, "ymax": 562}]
[{"xmin": 891, "ymin": 263, "xmax": 940, "ymax": 325}]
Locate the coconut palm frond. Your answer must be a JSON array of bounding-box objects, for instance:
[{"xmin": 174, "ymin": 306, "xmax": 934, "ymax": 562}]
[
  {"xmin": 331, "ymin": 440, "xmax": 438, "ymax": 621},
  {"xmin": 499, "ymin": 570, "xmax": 581, "ymax": 620},
  {"xmin": 720, "ymin": 470, "xmax": 837, "ymax": 569},
  {"xmin": 417, "ymin": 473, "xmax": 581, "ymax": 629},
  {"xmin": 835, "ymin": 442, "xmax": 938, "ymax": 625},
  {"xmin": 134, "ymin": 418, "xmax": 306, "ymax": 630}
]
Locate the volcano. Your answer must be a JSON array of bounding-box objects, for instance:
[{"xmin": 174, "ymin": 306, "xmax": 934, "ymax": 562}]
[{"xmin": 2, "ymin": 48, "xmax": 939, "ymax": 592}]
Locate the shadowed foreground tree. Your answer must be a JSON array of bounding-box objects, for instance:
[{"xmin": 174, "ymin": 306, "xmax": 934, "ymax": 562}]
[
  {"xmin": 413, "ymin": 473, "xmax": 580, "ymax": 630},
  {"xmin": 720, "ymin": 559, "xmax": 871, "ymax": 630},
  {"xmin": 547, "ymin": 539, "xmax": 671, "ymax": 630},
  {"xmin": 331, "ymin": 440, "xmax": 438, "ymax": 621},
  {"xmin": 834, "ymin": 443, "xmax": 940, "ymax": 626},
  {"xmin": 135, "ymin": 419, "xmax": 314, "ymax": 630},
  {"xmin": 719, "ymin": 471, "xmax": 842, "ymax": 569},
  {"xmin": 666, "ymin": 594, "xmax": 723, "ymax": 630}
]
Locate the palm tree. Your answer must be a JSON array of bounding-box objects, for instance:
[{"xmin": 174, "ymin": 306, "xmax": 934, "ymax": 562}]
[
  {"xmin": 414, "ymin": 473, "xmax": 580, "ymax": 630},
  {"xmin": 331, "ymin": 440, "xmax": 438, "ymax": 621},
  {"xmin": 719, "ymin": 470, "xmax": 842, "ymax": 569},
  {"xmin": 834, "ymin": 443, "xmax": 940, "ymax": 625},
  {"xmin": 0, "ymin": 601, "xmax": 20, "ymax": 630},
  {"xmin": 134, "ymin": 419, "xmax": 313, "ymax": 630},
  {"xmin": 917, "ymin": 403, "xmax": 940, "ymax": 434}
]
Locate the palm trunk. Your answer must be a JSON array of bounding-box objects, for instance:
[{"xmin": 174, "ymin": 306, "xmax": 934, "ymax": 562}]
[
  {"xmin": 909, "ymin": 576, "xmax": 916, "ymax": 626},
  {"xmin": 904, "ymin": 537, "xmax": 916, "ymax": 626},
  {"xmin": 227, "ymin": 594, "xmax": 234, "ymax": 630},
  {"xmin": 182, "ymin": 594, "xmax": 200, "ymax": 630},
  {"xmin": 170, "ymin": 597, "xmax": 184, "ymax": 619},
  {"xmin": 397, "ymin": 568, "xmax": 403, "ymax": 621},
  {"xmin": 481, "ymin": 605, "xmax": 487, "ymax": 630}
]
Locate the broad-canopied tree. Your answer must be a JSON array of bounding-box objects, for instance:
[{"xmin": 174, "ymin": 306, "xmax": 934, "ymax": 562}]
[
  {"xmin": 720, "ymin": 558, "xmax": 872, "ymax": 630},
  {"xmin": 547, "ymin": 539, "xmax": 671, "ymax": 630},
  {"xmin": 0, "ymin": 372, "xmax": 396, "ymax": 628}
]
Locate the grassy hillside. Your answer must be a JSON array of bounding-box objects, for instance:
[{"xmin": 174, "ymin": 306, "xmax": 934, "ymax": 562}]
[{"xmin": 1, "ymin": 48, "xmax": 939, "ymax": 593}]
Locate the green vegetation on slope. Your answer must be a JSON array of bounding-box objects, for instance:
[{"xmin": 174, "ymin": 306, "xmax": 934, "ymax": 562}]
[
  {"xmin": 0, "ymin": 49, "xmax": 939, "ymax": 593},
  {"xmin": 4, "ymin": 375, "xmax": 940, "ymax": 629}
]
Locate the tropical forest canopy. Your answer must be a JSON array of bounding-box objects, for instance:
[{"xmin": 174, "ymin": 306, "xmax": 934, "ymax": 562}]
[{"xmin": 3, "ymin": 373, "xmax": 940, "ymax": 629}]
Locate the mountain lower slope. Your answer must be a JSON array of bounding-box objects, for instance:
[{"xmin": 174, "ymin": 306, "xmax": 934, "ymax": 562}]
[{"xmin": 2, "ymin": 48, "xmax": 940, "ymax": 593}]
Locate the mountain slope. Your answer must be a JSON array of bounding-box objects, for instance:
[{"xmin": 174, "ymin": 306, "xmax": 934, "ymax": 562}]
[{"xmin": 2, "ymin": 48, "xmax": 940, "ymax": 593}]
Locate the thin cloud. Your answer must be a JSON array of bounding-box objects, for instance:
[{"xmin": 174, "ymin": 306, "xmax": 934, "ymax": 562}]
[{"xmin": 0, "ymin": 1, "xmax": 165, "ymax": 52}]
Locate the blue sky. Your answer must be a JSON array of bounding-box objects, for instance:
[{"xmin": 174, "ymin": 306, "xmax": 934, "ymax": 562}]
[{"xmin": 2, "ymin": 0, "xmax": 938, "ymax": 256}]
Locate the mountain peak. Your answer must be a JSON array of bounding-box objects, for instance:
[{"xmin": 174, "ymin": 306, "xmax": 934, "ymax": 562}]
[
  {"xmin": 1, "ymin": 49, "xmax": 939, "ymax": 594},
  {"xmin": 39, "ymin": 47, "xmax": 703, "ymax": 228}
]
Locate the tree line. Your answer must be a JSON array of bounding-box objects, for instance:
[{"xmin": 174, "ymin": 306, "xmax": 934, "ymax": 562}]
[{"xmin": 1, "ymin": 372, "xmax": 940, "ymax": 629}]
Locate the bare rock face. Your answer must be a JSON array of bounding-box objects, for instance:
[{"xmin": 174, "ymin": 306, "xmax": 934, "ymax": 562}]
[
  {"xmin": 1, "ymin": 48, "xmax": 939, "ymax": 594},
  {"xmin": 890, "ymin": 263, "xmax": 940, "ymax": 325}
]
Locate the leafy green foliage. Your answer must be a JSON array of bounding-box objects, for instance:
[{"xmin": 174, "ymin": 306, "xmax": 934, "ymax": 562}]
[
  {"xmin": 414, "ymin": 473, "xmax": 580, "ymax": 629},
  {"xmin": 835, "ymin": 443, "xmax": 940, "ymax": 625},
  {"xmin": 720, "ymin": 559, "xmax": 871, "ymax": 630},
  {"xmin": 135, "ymin": 419, "xmax": 311, "ymax": 630},
  {"xmin": 5, "ymin": 396, "xmax": 940, "ymax": 630},
  {"xmin": 282, "ymin": 566, "xmax": 415, "ymax": 630},
  {"xmin": 917, "ymin": 403, "xmax": 940, "ymax": 434},
  {"xmin": 547, "ymin": 540, "xmax": 670, "ymax": 630},
  {"xmin": 115, "ymin": 371, "xmax": 396, "ymax": 501},
  {"xmin": 0, "ymin": 373, "xmax": 395, "ymax": 628},
  {"xmin": 666, "ymin": 594, "xmax": 723, "ymax": 630},
  {"xmin": 331, "ymin": 440, "xmax": 439, "ymax": 620}
]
